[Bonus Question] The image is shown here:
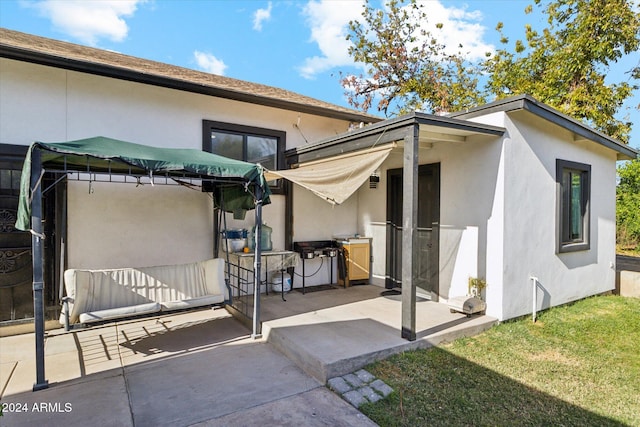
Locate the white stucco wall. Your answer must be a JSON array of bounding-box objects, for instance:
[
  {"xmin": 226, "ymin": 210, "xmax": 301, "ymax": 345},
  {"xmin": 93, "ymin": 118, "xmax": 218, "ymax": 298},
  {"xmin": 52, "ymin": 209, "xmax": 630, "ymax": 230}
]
[
  {"xmin": 0, "ymin": 58, "xmax": 354, "ymax": 269},
  {"xmin": 354, "ymin": 134, "xmax": 505, "ymax": 299},
  {"xmin": 498, "ymin": 111, "xmax": 617, "ymax": 320},
  {"xmin": 354, "ymin": 110, "xmax": 619, "ymax": 321},
  {"xmin": 67, "ymin": 181, "xmax": 214, "ymax": 268}
]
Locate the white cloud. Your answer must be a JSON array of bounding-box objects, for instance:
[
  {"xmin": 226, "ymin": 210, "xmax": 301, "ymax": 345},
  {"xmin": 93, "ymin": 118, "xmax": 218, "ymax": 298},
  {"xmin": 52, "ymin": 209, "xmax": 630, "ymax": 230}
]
[
  {"xmin": 298, "ymin": 0, "xmax": 365, "ymax": 79},
  {"xmin": 24, "ymin": 0, "xmax": 146, "ymax": 46},
  {"xmin": 253, "ymin": 2, "xmax": 273, "ymax": 31},
  {"xmin": 194, "ymin": 51, "xmax": 227, "ymax": 75},
  {"xmin": 415, "ymin": 1, "xmax": 494, "ymax": 60},
  {"xmin": 298, "ymin": 0, "xmax": 494, "ymax": 80}
]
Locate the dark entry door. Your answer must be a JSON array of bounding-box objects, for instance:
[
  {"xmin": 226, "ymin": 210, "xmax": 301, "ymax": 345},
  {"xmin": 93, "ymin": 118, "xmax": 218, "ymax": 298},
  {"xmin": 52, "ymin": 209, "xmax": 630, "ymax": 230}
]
[
  {"xmin": 386, "ymin": 163, "xmax": 440, "ymax": 300},
  {"xmin": 0, "ymin": 146, "xmax": 33, "ymax": 322}
]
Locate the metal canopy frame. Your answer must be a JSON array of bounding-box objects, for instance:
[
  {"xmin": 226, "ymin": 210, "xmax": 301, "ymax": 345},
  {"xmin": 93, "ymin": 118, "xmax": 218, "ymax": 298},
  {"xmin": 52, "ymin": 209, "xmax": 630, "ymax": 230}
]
[{"xmin": 27, "ymin": 147, "xmax": 266, "ymax": 391}]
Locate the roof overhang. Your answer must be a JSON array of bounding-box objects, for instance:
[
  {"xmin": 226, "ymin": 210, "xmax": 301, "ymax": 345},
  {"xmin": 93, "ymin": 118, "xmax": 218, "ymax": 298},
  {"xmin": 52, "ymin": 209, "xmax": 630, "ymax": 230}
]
[
  {"xmin": 449, "ymin": 95, "xmax": 639, "ymax": 161},
  {"xmin": 287, "ymin": 111, "xmax": 505, "ymax": 164},
  {"xmin": 0, "ymin": 29, "xmax": 379, "ymax": 125}
]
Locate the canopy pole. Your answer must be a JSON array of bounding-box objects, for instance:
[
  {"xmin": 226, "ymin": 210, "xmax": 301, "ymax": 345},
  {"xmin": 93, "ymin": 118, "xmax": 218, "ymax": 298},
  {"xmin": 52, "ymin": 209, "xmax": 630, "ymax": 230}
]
[
  {"xmin": 252, "ymin": 185, "xmax": 263, "ymax": 339},
  {"xmin": 31, "ymin": 148, "xmax": 49, "ymax": 391}
]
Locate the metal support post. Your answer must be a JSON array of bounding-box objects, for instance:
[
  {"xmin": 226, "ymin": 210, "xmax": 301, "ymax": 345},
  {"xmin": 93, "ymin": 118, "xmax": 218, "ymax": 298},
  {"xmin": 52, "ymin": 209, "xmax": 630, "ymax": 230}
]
[
  {"xmin": 252, "ymin": 185, "xmax": 263, "ymax": 339},
  {"xmin": 401, "ymin": 124, "xmax": 419, "ymax": 341},
  {"xmin": 31, "ymin": 148, "xmax": 49, "ymax": 390}
]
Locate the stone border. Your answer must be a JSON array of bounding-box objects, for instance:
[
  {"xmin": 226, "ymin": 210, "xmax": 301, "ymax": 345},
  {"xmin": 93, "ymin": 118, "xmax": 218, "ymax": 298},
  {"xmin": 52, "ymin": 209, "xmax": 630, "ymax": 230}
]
[{"xmin": 327, "ymin": 369, "xmax": 393, "ymax": 408}]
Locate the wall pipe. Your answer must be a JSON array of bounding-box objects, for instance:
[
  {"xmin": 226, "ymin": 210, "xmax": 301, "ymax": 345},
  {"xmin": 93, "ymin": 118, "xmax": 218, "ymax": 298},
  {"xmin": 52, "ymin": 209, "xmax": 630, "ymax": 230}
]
[{"xmin": 530, "ymin": 276, "xmax": 539, "ymax": 323}]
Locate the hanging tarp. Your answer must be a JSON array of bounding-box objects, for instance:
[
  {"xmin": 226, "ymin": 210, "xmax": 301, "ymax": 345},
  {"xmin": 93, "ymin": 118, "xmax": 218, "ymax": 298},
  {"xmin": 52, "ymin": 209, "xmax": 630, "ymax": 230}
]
[
  {"xmin": 265, "ymin": 143, "xmax": 395, "ymax": 205},
  {"xmin": 15, "ymin": 136, "xmax": 271, "ymax": 231}
]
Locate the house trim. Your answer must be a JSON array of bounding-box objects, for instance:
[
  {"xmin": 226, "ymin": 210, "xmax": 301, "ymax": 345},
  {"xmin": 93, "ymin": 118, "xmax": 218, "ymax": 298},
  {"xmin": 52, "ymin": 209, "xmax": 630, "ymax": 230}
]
[
  {"xmin": 287, "ymin": 111, "xmax": 506, "ymax": 164},
  {"xmin": 556, "ymin": 159, "xmax": 591, "ymax": 253},
  {"xmin": 202, "ymin": 120, "xmax": 287, "ymax": 193},
  {"xmin": 449, "ymin": 95, "xmax": 638, "ymax": 161}
]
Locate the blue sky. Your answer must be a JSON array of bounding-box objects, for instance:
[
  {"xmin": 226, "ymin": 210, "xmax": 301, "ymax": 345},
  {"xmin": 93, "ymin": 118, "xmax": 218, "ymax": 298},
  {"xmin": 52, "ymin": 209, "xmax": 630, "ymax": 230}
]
[{"xmin": 1, "ymin": 0, "xmax": 638, "ymax": 149}]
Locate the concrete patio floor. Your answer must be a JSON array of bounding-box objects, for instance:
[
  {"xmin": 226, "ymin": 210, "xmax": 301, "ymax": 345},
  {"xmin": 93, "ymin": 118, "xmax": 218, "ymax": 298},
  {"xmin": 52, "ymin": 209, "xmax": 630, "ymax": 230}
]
[
  {"xmin": 0, "ymin": 284, "xmax": 497, "ymax": 426},
  {"xmin": 261, "ymin": 284, "xmax": 498, "ymax": 383}
]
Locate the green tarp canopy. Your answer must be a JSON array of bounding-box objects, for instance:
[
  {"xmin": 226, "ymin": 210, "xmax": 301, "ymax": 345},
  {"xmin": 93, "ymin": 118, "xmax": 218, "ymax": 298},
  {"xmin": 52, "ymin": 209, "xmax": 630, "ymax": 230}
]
[{"xmin": 15, "ymin": 136, "xmax": 271, "ymax": 231}]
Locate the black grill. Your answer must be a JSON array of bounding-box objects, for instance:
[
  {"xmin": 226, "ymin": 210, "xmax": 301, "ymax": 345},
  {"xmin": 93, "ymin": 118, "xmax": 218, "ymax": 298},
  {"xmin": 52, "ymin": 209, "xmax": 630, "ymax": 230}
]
[
  {"xmin": 293, "ymin": 240, "xmax": 338, "ymax": 259},
  {"xmin": 292, "ymin": 240, "xmax": 341, "ymax": 293}
]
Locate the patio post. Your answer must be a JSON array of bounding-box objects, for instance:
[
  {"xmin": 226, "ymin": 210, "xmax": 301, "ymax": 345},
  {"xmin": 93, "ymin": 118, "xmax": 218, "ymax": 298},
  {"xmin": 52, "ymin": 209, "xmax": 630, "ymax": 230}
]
[
  {"xmin": 31, "ymin": 147, "xmax": 49, "ymax": 390},
  {"xmin": 252, "ymin": 184, "xmax": 263, "ymax": 338},
  {"xmin": 401, "ymin": 124, "xmax": 419, "ymax": 341}
]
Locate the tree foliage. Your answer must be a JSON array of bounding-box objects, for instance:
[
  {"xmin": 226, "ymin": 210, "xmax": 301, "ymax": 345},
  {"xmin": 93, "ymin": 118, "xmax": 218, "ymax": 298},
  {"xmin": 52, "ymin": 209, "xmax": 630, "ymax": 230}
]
[
  {"xmin": 617, "ymin": 159, "xmax": 640, "ymax": 251},
  {"xmin": 486, "ymin": 0, "xmax": 640, "ymax": 142},
  {"xmin": 341, "ymin": 0, "xmax": 485, "ymax": 116},
  {"xmin": 342, "ymin": 0, "xmax": 640, "ymax": 142}
]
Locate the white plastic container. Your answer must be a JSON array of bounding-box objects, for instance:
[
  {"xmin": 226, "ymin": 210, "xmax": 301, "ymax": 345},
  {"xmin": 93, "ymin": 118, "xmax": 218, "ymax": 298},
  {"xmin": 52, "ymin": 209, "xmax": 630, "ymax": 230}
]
[
  {"xmin": 228, "ymin": 238, "xmax": 246, "ymax": 252},
  {"xmin": 271, "ymin": 272, "xmax": 291, "ymax": 293},
  {"xmin": 221, "ymin": 229, "xmax": 247, "ymax": 252}
]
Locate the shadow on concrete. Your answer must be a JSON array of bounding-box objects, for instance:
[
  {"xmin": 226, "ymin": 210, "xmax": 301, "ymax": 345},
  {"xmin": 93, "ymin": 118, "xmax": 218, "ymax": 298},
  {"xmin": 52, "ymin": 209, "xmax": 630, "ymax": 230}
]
[
  {"xmin": 379, "ymin": 289, "xmax": 430, "ymax": 303},
  {"xmin": 260, "ymin": 285, "xmax": 383, "ymax": 322},
  {"xmin": 117, "ymin": 316, "xmax": 249, "ymax": 355},
  {"xmin": 415, "ymin": 315, "xmax": 475, "ymax": 339}
]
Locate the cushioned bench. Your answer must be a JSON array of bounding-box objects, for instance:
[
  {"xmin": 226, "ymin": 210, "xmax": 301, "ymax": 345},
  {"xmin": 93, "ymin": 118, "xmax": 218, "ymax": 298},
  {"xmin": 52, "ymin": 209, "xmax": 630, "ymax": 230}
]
[{"xmin": 60, "ymin": 258, "xmax": 228, "ymax": 328}]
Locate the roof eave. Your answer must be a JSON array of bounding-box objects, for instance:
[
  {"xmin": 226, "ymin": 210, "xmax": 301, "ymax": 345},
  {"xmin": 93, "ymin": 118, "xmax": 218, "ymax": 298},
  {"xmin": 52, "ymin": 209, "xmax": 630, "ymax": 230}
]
[
  {"xmin": 450, "ymin": 95, "xmax": 638, "ymax": 161},
  {"xmin": 0, "ymin": 43, "xmax": 380, "ymax": 124}
]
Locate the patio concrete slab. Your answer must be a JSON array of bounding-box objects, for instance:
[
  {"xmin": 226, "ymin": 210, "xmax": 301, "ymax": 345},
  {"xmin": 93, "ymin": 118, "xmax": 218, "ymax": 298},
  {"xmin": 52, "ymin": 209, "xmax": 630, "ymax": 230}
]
[
  {"xmin": 125, "ymin": 341, "xmax": 320, "ymax": 427},
  {"xmin": 262, "ymin": 285, "xmax": 498, "ymax": 382},
  {"xmin": 1, "ymin": 371, "xmax": 132, "ymax": 427},
  {"xmin": 0, "ymin": 307, "xmax": 376, "ymax": 427},
  {"xmin": 0, "ymin": 285, "xmax": 498, "ymax": 426},
  {"xmin": 195, "ymin": 387, "xmax": 377, "ymax": 427}
]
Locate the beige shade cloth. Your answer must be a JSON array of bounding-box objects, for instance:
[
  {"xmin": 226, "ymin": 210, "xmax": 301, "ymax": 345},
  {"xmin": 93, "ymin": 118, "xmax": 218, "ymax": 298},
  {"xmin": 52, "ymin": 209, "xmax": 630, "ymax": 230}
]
[{"xmin": 265, "ymin": 143, "xmax": 396, "ymax": 205}]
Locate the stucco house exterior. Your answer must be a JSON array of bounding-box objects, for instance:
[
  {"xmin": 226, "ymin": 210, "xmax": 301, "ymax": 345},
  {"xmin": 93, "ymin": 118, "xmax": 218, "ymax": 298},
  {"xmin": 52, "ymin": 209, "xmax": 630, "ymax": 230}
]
[
  {"xmin": 287, "ymin": 99, "xmax": 637, "ymax": 330},
  {"xmin": 1, "ymin": 28, "xmax": 637, "ymax": 338}
]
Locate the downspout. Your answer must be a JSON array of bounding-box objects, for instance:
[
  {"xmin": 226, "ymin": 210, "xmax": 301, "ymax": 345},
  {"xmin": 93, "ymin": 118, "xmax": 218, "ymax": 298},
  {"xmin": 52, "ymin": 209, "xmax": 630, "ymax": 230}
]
[{"xmin": 31, "ymin": 147, "xmax": 48, "ymax": 391}]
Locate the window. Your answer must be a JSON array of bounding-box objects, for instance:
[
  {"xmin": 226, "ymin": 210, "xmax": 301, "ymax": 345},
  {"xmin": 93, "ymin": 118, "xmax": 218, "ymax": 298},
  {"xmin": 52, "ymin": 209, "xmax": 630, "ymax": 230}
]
[
  {"xmin": 203, "ymin": 120, "xmax": 286, "ymax": 193},
  {"xmin": 556, "ymin": 159, "xmax": 590, "ymax": 253}
]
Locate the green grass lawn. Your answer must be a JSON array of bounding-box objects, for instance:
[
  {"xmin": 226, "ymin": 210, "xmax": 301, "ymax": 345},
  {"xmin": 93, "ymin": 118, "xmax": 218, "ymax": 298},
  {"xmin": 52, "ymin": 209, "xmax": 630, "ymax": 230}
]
[{"xmin": 360, "ymin": 295, "xmax": 640, "ymax": 426}]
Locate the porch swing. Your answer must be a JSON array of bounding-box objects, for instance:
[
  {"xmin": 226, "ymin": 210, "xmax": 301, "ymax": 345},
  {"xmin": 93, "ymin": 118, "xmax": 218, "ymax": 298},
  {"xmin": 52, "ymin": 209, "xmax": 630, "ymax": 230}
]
[{"xmin": 14, "ymin": 136, "xmax": 271, "ymax": 391}]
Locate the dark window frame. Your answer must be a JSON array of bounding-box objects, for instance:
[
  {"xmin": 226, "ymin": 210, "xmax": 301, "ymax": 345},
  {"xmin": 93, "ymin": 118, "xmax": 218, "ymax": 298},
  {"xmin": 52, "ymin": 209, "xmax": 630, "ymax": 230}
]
[
  {"xmin": 202, "ymin": 120, "xmax": 286, "ymax": 193},
  {"xmin": 556, "ymin": 159, "xmax": 591, "ymax": 253}
]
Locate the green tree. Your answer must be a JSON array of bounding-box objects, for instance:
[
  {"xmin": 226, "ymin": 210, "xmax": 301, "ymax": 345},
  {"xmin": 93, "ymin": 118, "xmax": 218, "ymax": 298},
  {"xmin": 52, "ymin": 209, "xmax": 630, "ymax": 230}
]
[
  {"xmin": 342, "ymin": 0, "xmax": 639, "ymax": 142},
  {"xmin": 617, "ymin": 159, "xmax": 640, "ymax": 252},
  {"xmin": 341, "ymin": 0, "xmax": 485, "ymax": 116},
  {"xmin": 485, "ymin": 0, "xmax": 640, "ymax": 142}
]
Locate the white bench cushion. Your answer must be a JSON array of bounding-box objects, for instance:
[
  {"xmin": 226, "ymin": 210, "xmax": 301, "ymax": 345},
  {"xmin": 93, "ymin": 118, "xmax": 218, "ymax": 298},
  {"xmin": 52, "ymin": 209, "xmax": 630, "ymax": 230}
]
[{"xmin": 62, "ymin": 258, "xmax": 227, "ymax": 325}]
